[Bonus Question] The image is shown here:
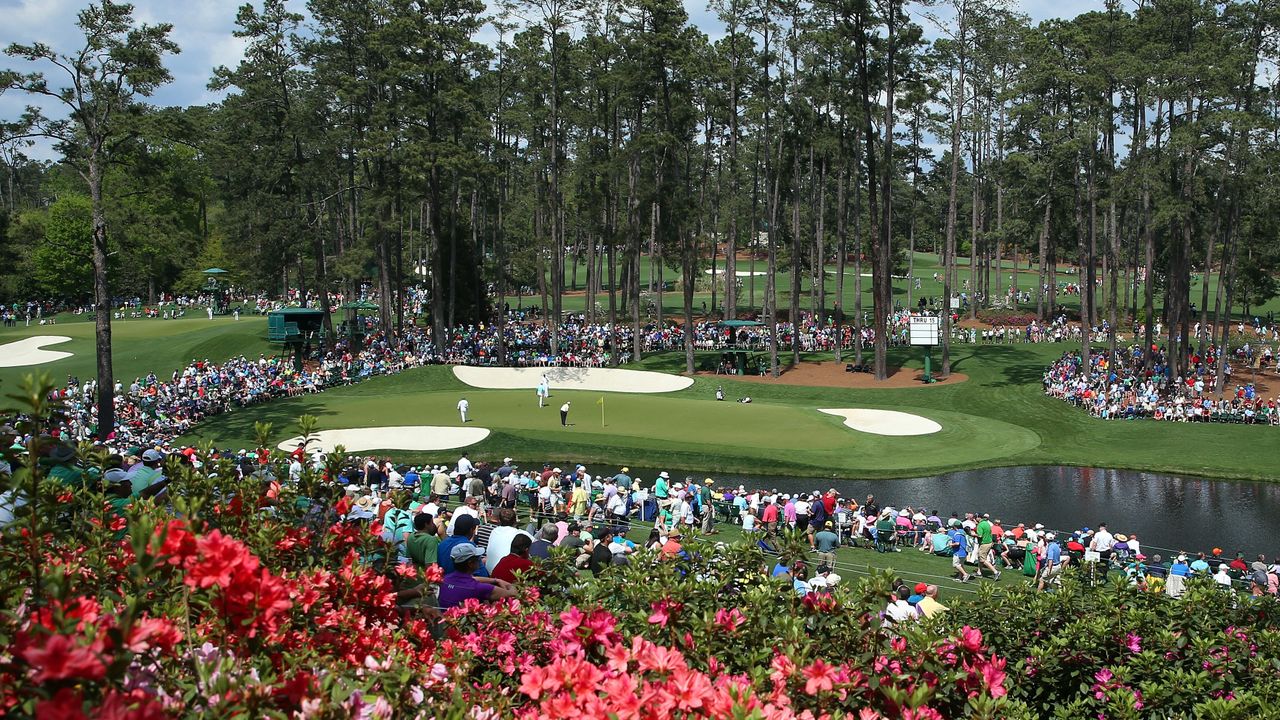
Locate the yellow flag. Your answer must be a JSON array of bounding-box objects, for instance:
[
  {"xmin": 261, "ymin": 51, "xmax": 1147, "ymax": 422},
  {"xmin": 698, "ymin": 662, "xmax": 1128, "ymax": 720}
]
[{"xmin": 597, "ymin": 396, "xmax": 605, "ymax": 405}]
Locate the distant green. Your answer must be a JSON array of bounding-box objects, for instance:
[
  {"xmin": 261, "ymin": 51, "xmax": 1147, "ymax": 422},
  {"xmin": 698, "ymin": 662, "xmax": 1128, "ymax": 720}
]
[{"xmin": 185, "ymin": 345, "xmax": 1280, "ymax": 482}]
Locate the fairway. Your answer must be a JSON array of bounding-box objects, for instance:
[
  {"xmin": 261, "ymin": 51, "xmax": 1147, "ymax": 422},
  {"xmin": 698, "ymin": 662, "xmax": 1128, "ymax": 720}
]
[{"xmin": 0, "ymin": 317, "xmax": 274, "ymax": 390}]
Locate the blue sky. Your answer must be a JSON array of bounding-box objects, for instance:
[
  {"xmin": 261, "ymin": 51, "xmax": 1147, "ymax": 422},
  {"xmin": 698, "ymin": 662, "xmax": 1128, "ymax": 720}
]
[{"xmin": 1, "ymin": 0, "xmax": 1106, "ymax": 160}]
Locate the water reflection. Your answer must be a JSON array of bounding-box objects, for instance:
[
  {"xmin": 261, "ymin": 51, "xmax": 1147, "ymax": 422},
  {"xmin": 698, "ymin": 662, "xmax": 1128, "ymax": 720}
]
[{"xmin": 633, "ymin": 466, "xmax": 1280, "ymax": 558}]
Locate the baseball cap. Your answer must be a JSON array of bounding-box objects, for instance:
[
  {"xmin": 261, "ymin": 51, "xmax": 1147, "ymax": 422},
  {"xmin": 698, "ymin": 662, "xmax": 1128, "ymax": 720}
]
[
  {"xmin": 142, "ymin": 449, "xmax": 165, "ymax": 462},
  {"xmin": 449, "ymin": 543, "xmax": 485, "ymax": 563},
  {"xmin": 914, "ymin": 582, "xmax": 928, "ymax": 594},
  {"xmin": 104, "ymin": 468, "xmax": 130, "ymax": 485}
]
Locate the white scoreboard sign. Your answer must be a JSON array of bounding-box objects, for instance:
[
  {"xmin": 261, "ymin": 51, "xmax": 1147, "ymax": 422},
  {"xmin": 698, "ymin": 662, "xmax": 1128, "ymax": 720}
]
[{"xmin": 909, "ymin": 316, "xmax": 940, "ymax": 346}]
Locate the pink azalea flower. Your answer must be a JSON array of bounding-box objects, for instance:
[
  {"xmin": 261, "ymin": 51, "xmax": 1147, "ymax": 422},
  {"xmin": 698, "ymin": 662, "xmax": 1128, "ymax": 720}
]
[
  {"xmin": 1125, "ymin": 633, "xmax": 1142, "ymax": 653},
  {"xmin": 715, "ymin": 607, "xmax": 746, "ymax": 632},
  {"xmin": 802, "ymin": 659, "xmax": 840, "ymax": 695}
]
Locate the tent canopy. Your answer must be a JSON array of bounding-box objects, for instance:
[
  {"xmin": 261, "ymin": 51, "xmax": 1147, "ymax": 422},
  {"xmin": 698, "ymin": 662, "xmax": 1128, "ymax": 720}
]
[
  {"xmin": 339, "ymin": 300, "xmax": 380, "ymax": 311},
  {"xmin": 202, "ymin": 268, "xmax": 229, "ymax": 275},
  {"xmin": 717, "ymin": 320, "xmax": 764, "ymax": 328}
]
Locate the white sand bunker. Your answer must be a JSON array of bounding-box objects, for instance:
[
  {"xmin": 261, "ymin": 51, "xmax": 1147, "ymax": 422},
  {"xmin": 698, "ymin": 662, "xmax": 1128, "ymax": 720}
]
[
  {"xmin": 819, "ymin": 408, "xmax": 942, "ymax": 436},
  {"xmin": 277, "ymin": 426, "xmax": 490, "ymax": 453},
  {"xmin": 0, "ymin": 336, "xmax": 73, "ymax": 367},
  {"xmin": 705, "ymin": 268, "xmax": 768, "ymax": 276},
  {"xmin": 454, "ymin": 366, "xmax": 693, "ymax": 393}
]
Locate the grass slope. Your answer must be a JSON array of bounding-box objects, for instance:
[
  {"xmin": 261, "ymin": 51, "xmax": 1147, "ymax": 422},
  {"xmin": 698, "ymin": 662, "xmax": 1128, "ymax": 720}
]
[{"xmin": 0, "ymin": 317, "xmax": 274, "ymax": 391}]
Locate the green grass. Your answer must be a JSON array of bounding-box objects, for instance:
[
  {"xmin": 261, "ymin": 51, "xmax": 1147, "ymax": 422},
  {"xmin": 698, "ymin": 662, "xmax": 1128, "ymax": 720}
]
[
  {"xmin": 0, "ymin": 317, "xmax": 275, "ymax": 391},
  {"xmin": 673, "ymin": 521, "xmax": 1023, "ymax": 598},
  {"xmin": 184, "ymin": 345, "xmax": 1280, "ymax": 482},
  {"xmin": 7, "ymin": 282, "xmax": 1276, "ymax": 483}
]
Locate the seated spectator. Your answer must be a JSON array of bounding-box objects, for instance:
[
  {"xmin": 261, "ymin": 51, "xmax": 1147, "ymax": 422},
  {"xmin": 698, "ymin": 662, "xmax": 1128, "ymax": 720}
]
[
  {"xmin": 406, "ymin": 512, "xmax": 439, "ymax": 568},
  {"xmin": 491, "ymin": 534, "xmax": 534, "ymax": 583},
  {"xmin": 437, "ymin": 543, "xmax": 517, "ymax": 610},
  {"xmin": 917, "ymin": 585, "xmax": 948, "ymax": 617},
  {"xmin": 529, "ymin": 523, "xmax": 559, "ymax": 559},
  {"xmin": 884, "ymin": 586, "xmax": 916, "ymax": 625}
]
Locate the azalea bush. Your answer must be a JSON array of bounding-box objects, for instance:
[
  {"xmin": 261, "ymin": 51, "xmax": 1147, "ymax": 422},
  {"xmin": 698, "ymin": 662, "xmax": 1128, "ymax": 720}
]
[
  {"xmin": 944, "ymin": 575, "xmax": 1280, "ymax": 718},
  {"xmin": 3, "ymin": 373, "xmax": 1280, "ymax": 718},
  {"xmin": 974, "ymin": 310, "xmax": 1040, "ymax": 326}
]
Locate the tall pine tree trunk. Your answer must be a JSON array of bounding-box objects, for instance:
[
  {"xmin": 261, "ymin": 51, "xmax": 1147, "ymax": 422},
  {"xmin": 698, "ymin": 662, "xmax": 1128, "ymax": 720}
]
[{"xmin": 88, "ymin": 153, "xmax": 115, "ymax": 436}]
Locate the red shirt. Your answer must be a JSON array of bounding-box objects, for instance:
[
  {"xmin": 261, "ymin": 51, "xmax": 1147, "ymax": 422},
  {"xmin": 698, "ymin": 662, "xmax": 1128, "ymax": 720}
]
[
  {"xmin": 761, "ymin": 505, "xmax": 779, "ymax": 523},
  {"xmin": 492, "ymin": 554, "xmax": 534, "ymax": 583}
]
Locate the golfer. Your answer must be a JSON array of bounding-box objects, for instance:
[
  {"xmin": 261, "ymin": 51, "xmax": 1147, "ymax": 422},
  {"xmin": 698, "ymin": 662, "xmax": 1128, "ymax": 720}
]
[
  {"xmin": 458, "ymin": 397, "xmax": 470, "ymax": 423},
  {"xmin": 560, "ymin": 401, "xmax": 571, "ymax": 427},
  {"xmin": 537, "ymin": 379, "xmax": 549, "ymax": 408}
]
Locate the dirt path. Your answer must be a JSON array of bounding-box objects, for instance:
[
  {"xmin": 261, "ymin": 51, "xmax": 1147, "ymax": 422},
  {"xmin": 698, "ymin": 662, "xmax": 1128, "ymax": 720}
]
[{"xmin": 696, "ymin": 361, "xmax": 967, "ymax": 389}]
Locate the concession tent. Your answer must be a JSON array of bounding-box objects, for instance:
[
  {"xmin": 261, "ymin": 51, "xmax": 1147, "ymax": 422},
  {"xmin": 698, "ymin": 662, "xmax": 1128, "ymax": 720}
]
[{"xmin": 267, "ymin": 307, "xmax": 327, "ymax": 371}]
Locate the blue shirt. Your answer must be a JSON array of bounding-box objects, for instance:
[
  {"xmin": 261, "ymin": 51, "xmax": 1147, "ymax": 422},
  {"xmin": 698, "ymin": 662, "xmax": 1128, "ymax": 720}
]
[
  {"xmin": 948, "ymin": 530, "xmax": 968, "ymax": 557},
  {"xmin": 1170, "ymin": 562, "xmax": 1191, "ymax": 577},
  {"xmin": 1045, "ymin": 542, "xmax": 1062, "ymax": 565},
  {"xmin": 435, "ymin": 536, "xmax": 489, "ymax": 577}
]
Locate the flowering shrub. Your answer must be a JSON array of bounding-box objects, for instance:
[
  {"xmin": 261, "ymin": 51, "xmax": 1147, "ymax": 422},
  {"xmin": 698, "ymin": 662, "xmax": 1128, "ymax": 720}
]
[
  {"xmin": 2, "ymin": 375, "xmax": 1280, "ymax": 718},
  {"xmin": 944, "ymin": 574, "xmax": 1280, "ymax": 717},
  {"xmin": 975, "ymin": 310, "xmax": 1040, "ymax": 326}
]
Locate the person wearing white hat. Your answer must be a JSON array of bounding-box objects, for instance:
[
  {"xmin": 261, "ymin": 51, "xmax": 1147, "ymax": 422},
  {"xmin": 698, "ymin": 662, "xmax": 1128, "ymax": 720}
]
[
  {"xmin": 457, "ymin": 396, "xmax": 470, "ymax": 423},
  {"xmin": 654, "ymin": 471, "xmax": 671, "ymax": 513},
  {"xmin": 559, "ymin": 400, "xmax": 571, "ymax": 426}
]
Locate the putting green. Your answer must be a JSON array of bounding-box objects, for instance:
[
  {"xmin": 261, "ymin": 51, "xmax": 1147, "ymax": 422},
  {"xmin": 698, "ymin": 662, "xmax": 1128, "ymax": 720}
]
[{"xmin": 185, "ymin": 366, "xmax": 1041, "ymax": 476}]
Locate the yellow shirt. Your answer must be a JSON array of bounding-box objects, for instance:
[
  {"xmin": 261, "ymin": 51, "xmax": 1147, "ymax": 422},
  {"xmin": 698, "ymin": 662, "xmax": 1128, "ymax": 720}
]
[{"xmin": 917, "ymin": 596, "xmax": 948, "ymax": 617}]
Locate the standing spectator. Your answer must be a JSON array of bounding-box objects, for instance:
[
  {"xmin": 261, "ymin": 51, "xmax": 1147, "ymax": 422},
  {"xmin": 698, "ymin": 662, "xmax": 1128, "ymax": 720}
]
[{"xmin": 813, "ymin": 522, "xmax": 840, "ymax": 568}]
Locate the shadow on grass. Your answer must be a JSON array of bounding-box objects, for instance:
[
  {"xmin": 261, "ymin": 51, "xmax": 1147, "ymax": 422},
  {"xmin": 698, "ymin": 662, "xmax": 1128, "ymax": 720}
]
[
  {"xmin": 982, "ymin": 345, "xmax": 1051, "ymax": 387},
  {"xmin": 184, "ymin": 398, "xmax": 330, "ymax": 446}
]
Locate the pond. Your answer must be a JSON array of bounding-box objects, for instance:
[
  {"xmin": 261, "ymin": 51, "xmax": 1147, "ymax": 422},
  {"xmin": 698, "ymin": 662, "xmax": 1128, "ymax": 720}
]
[{"xmin": 633, "ymin": 465, "xmax": 1280, "ymax": 559}]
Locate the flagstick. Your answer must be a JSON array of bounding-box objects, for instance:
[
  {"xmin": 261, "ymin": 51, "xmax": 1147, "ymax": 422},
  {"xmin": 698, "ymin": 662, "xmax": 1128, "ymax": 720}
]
[{"xmin": 600, "ymin": 395, "xmax": 606, "ymax": 427}]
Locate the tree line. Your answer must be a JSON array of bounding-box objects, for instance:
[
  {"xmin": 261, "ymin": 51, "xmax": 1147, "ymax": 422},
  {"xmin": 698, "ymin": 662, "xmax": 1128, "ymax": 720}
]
[{"xmin": 3, "ymin": 0, "xmax": 1279, "ymax": 432}]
